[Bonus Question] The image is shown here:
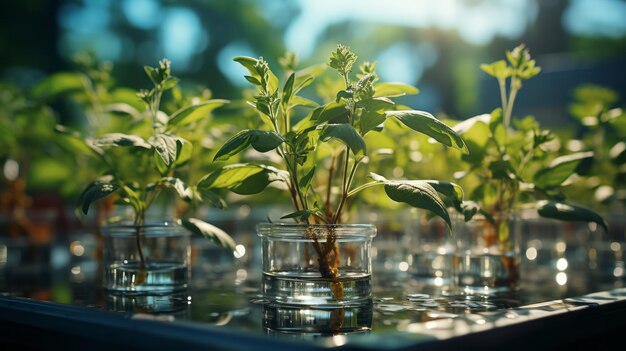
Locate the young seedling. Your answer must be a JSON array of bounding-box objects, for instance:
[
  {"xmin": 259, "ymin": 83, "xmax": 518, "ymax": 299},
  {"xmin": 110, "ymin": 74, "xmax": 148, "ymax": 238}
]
[
  {"xmin": 567, "ymin": 84, "xmax": 626, "ymax": 209},
  {"xmin": 203, "ymin": 45, "xmax": 468, "ymax": 292},
  {"xmin": 453, "ymin": 44, "xmax": 607, "ymax": 241},
  {"xmin": 58, "ymin": 59, "xmax": 235, "ymax": 280}
]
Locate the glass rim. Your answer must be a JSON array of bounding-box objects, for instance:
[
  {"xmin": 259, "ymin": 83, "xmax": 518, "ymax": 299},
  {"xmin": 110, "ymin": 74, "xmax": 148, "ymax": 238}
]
[
  {"xmin": 256, "ymin": 222, "xmax": 377, "ymax": 239},
  {"xmin": 101, "ymin": 220, "xmax": 190, "ymax": 237}
]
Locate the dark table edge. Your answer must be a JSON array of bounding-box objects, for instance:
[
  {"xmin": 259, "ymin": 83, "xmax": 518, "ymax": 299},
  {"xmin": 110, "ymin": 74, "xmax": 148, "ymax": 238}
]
[{"xmin": 1, "ymin": 292, "xmax": 626, "ymax": 351}]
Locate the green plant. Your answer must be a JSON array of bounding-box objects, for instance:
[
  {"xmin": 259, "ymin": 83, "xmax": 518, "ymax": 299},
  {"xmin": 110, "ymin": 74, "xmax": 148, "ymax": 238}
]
[
  {"xmin": 567, "ymin": 84, "xmax": 626, "ymax": 209},
  {"xmin": 59, "ymin": 59, "xmax": 235, "ymax": 271},
  {"xmin": 202, "ymin": 45, "xmax": 468, "ymax": 283},
  {"xmin": 0, "ymin": 81, "xmax": 69, "ymax": 240},
  {"xmin": 451, "ymin": 44, "xmax": 607, "ymax": 233}
]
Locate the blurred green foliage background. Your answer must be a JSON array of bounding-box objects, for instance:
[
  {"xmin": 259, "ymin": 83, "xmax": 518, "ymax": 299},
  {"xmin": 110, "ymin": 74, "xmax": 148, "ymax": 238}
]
[{"xmin": 1, "ymin": 0, "xmax": 626, "ymax": 217}]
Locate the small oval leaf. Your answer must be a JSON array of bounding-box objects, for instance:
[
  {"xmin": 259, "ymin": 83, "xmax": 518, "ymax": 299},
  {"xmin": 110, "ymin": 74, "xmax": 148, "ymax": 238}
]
[
  {"xmin": 214, "ymin": 130, "xmax": 284, "ymax": 161},
  {"xmin": 182, "ymin": 218, "xmax": 236, "ymax": 251},
  {"xmin": 537, "ymin": 200, "xmax": 608, "ymax": 233},
  {"xmin": 250, "ymin": 130, "xmax": 285, "ymax": 152},
  {"xmin": 534, "ymin": 151, "xmax": 594, "ymax": 189},
  {"xmin": 282, "ymin": 72, "xmax": 296, "ymax": 105},
  {"xmin": 78, "ymin": 176, "xmax": 119, "ymax": 215},
  {"xmin": 373, "ymin": 82, "xmax": 419, "ymax": 98},
  {"xmin": 94, "ymin": 133, "xmax": 151, "ymax": 149},
  {"xmin": 319, "ymin": 124, "xmax": 367, "ymax": 161},
  {"xmin": 316, "ymin": 102, "xmax": 349, "ymax": 124},
  {"xmin": 383, "ymin": 180, "xmax": 451, "ymax": 229},
  {"xmin": 150, "ymin": 133, "xmax": 178, "ymax": 168},
  {"xmin": 423, "ymin": 180, "xmax": 464, "ymax": 209},
  {"xmin": 168, "ymin": 99, "xmax": 228, "ymax": 127},
  {"xmin": 387, "ymin": 110, "xmax": 468, "ymax": 154},
  {"xmin": 197, "ymin": 163, "xmax": 286, "ymax": 195}
]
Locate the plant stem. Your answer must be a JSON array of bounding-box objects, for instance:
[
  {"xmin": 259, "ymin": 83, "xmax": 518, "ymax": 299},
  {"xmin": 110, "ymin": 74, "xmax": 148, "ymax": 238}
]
[
  {"xmin": 333, "ymin": 158, "xmax": 359, "ymax": 224},
  {"xmin": 498, "ymin": 78, "xmax": 508, "ymax": 117},
  {"xmin": 134, "ymin": 212, "xmax": 146, "ymax": 269},
  {"xmin": 504, "ymin": 80, "xmax": 519, "ymax": 130},
  {"xmin": 325, "ymin": 153, "xmax": 337, "ymax": 220}
]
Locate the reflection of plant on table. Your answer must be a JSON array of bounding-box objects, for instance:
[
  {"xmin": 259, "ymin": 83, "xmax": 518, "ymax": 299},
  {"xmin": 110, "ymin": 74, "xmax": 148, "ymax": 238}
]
[
  {"xmin": 450, "ymin": 44, "xmax": 607, "ymax": 254},
  {"xmin": 56, "ymin": 59, "xmax": 236, "ymax": 280},
  {"xmin": 203, "ymin": 45, "xmax": 468, "ymax": 294}
]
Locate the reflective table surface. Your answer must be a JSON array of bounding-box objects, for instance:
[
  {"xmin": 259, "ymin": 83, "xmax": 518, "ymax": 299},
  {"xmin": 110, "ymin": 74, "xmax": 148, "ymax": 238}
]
[{"xmin": 1, "ymin": 218, "xmax": 626, "ymax": 351}]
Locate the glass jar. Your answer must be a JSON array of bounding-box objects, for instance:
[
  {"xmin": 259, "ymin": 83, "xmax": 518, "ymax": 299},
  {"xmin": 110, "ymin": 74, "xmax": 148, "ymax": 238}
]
[
  {"xmin": 454, "ymin": 213, "xmax": 521, "ymax": 295},
  {"xmin": 257, "ymin": 223, "xmax": 376, "ymax": 307},
  {"xmin": 408, "ymin": 212, "xmax": 456, "ymax": 292},
  {"xmin": 103, "ymin": 220, "xmax": 191, "ymax": 295}
]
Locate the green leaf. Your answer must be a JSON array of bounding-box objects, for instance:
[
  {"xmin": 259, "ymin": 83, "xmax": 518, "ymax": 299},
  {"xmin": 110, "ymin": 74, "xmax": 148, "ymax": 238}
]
[
  {"xmin": 233, "ymin": 56, "xmax": 259, "ymax": 76},
  {"xmin": 55, "ymin": 125, "xmax": 92, "ymax": 155},
  {"xmin": 93, "ymin": 133, "xmax": 151, "ymax": 149},
  {"xmin": 360, "ymin": 110, "xmax": 386, "ymax": 135},
  {"xmin": 195, "ymin": 187, "xmax": 226, "ymax": 209},
  {"xmin": 244, "ymin": 75, "xmax": 262, "ymax": 85},
  {"xmin": 175, "ymin": 137, "xmax": 193, "ymax": 166},
  {"xmin": 373, "ymin": 82, "xmax": 419, "ymax": 98},
  {"xmin": 144, "ymin": 65, "xmax": 161, "ymax": 85},
  {"xmin": 213, "ymin": 129, "xmax": 284, "ymax": 161},
  {"xmin": 32, "ymin": 72, "xmax": 86, "ymax": 100},
  {"xmin": 489, "ymin": 159, "xmax": 517, "ymax": 180},
  {"xmin": 280, "ymin": 209, "xmax": 316, "ymax": 222},
  {"xmin": 150, "ymin": 133, "xmax": 178, "ymax": 169},
  {"xmin": 234, "ymin": 56, "xmax": 279, "ymax": 93},
  {"xmin": 299, "ymin": 166, "xmax": 316, "ymax": 189},
  {"xmin": 480, "ymin": 60, "xmax": 511, "ymax": 80},
  {"xmin": 453, "ymin": 114, "xmax": 491, "ymax": 135},
  {"xmin": 250, "ymin": 130, "xmax": 285, "ymax": 152},
  {"xmin": 359, "ymin": 97, "xmax": 395, "ymax": 112},
  {"xmin": 289, "ymin": 96, "xmax": 319, "ymax": 109},
  {"xmin": 320, "ymin": 124, "xmax": 367, "ymax": 161},
  {"xmin": 282, "ymin": 72, "xmax": 295, "ymax": 105},
  {"xmin": 146, "ymin": 177, "xmax": 192, "ymax": 201},
  {"xmin": 78, "ymin": 176, "xmax": 119, "ymax": 215},
  {"xmin": 383, "ymin": 180, "xmax": 451, "ymax": 229},
  {"xmin": 293, "ymin": 76, "xmax": 315, "ymax": 95},
  {"xmin": 537, "ymin": 200, "xmax": 608, "ymax": 233},
  {"xmin": 359, "ymin": 98, "xmax": 394, "ymax": 134},
  {"xmin": 454, "ymin": 115, "xmax": 490, "ymax": 165},
  {"xmin": 329, "ymin": 44, "xmax": 357, "ymax": 75},
  {"xmin": 488, "ymin": 108, "xmax": 503, "ymax": 134},
  {"xmin": 213, "ymin": 130, "xmax": 251, "ymax": 161},
  {"xmin": 335, "ymin": 89, "xmax": 354, "ymax": 102},
  {"xmin": 164, "ymin": 177, "xmax": 192, "ymax": 200},
  {"xmin": 492, "ymin": 123, "xmax": 506, "ymax": 148},
  {"xmin": 315, "ymin": 102, "xmax": 349, "ymax": 123},
  {"xmin": 182, "ymin": 218, "xmax": 236, "ymax": 251},
  {"xmin": 168, "ymin": 99, "xmax": 229, "ymax": 127},
  {"xmin": 534, "ymin": 152, "xmax": 594, "ymax": 189},
  {"xmin": 154, "ymin": 152, "xmax": 169, "ymax": 175},
  {"xmin": 198, "ymin": 163, "xmax": 286, "ymax": 195},
  {"xmin": 423, "ymin": 180, "xmax": 464, "ymax": 209},
  {"xmin": 162, "ymin": 76, "xmax": 179, "ymax": 90},
  {"xmin": 103, "ymin": 103, "xmax": 142, "ymax": 120},
  {"xmin": 369, "ymin": 172, "xmax": 387, "ymax": 182},
  {"xmin": 387, "ymin": 110, "xmax": 468, "ymax": 153},
  {"xmin": 460, "ymin": 201, "xmax": 480, "ymax": 222}
]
